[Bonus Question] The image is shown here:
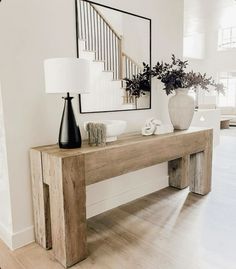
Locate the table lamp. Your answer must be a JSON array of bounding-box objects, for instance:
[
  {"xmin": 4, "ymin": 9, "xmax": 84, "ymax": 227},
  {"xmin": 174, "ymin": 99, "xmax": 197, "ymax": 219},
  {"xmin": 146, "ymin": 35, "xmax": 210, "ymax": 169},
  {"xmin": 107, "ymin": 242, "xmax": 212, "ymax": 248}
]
[{"xmin": 44, "ymin": 58, "xmax": 90, "ymax": 149}]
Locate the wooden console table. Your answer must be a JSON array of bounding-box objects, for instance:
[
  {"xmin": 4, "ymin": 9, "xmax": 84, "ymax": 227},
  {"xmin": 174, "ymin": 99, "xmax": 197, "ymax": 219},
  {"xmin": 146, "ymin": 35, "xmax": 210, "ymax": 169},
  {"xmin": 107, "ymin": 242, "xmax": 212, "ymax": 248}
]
[{"xmin": 30, "ymin": 127, "xmax": 213, "ymax": 268}]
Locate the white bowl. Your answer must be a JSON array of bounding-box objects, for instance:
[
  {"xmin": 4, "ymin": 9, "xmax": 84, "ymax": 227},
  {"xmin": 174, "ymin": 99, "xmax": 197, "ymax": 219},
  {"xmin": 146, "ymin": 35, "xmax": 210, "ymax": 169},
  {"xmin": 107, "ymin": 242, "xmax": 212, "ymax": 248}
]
[{"xmin": 84, "ymin": 120, "xmax": 127, "ymax": 142}]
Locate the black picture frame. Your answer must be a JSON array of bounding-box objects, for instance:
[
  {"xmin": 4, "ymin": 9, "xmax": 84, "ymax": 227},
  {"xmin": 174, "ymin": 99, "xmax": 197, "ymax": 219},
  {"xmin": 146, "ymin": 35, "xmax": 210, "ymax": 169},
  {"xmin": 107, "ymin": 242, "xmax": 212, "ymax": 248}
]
[{"xmin": 75, "ymin": 0, "xmax": 152, "ymax": 114}]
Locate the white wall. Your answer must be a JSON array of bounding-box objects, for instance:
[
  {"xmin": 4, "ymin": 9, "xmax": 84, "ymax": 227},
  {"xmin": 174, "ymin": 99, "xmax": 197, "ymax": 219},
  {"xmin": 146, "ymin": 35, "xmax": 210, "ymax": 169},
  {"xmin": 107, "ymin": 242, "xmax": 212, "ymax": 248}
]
[
  {"xmin": 122, "ymin": 13, "xmax": 150, "ymax": 65},
  {"xmin": 0, "ymin": 0, "xmax": 183, "ymax": 249},
  {"xmin": 184, "ymin": 33, "xmax": 205, "ymax": 59},
  {"xmin": 0, "ymin": 82, "xmax": 13, "ymax": 247}
]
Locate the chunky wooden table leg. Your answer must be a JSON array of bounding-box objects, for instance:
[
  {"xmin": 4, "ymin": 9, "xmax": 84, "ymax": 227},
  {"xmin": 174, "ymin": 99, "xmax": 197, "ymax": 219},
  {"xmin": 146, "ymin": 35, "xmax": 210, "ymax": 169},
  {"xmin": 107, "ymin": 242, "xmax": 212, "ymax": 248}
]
[
  {"xmin": 189, "ymin": 151, "xmax": 212, "ymax": 195},
  {"xmin": 43, "ymin": 154, "xmax": 88, "ymax": 268},
  {"xmin": 168, "ymin": 155, "xmax": 190, "ymax": 189},
  {"xmin": 30, "ymin": 149, "xmax": 52, "ymax": 250},
  {"xmin": 189, "ymin": 132, "xmax": 213, "ymax": 195}
]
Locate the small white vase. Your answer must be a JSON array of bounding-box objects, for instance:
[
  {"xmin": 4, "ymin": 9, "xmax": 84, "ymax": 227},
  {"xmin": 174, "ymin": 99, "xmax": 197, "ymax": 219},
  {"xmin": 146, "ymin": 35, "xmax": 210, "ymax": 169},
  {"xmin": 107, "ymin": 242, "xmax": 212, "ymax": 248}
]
[{"xmin": 168, "ymin": 88, "xmax": 195, "ymax": 130}]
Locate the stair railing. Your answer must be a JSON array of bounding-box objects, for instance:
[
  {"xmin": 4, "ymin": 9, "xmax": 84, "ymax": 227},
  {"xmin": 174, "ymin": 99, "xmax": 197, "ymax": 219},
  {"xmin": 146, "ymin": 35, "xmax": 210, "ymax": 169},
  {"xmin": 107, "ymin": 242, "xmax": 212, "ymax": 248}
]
[
  {"xmin": 78, "ymin": 0, "xmax": 122, "ymax": 80},
  {"xmin": 77, "ymin": 0, "xmax": 143, "ymax": 85},
  {"xmin": 121, "ymin": 52, "xmax": 143, "ymax": 105},
  {"xmin": 122, "ymin": 52, "xmax": 142, "ymax": 80}
]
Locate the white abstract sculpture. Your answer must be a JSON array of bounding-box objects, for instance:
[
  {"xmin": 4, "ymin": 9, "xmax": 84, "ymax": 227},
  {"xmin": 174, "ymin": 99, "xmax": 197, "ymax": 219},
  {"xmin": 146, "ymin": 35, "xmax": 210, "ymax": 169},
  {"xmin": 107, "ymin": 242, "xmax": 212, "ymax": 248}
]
[{"xmin": 141, "ymin": 118, "xmax": 173, "ymax": 136}]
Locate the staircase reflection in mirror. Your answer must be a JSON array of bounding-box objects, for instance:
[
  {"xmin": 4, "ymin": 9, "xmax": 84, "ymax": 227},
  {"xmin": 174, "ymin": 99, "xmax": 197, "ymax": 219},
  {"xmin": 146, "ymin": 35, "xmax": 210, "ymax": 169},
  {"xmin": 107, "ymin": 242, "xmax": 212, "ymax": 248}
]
[{"xmin": 76, "ymin": 0, "xmax": 151, "ymax": 113}]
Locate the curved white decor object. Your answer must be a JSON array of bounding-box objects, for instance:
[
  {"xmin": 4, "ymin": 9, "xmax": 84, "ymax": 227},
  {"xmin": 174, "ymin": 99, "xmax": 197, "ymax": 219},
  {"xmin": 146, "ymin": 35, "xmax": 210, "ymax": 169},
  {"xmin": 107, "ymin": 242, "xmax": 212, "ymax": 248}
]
[
  {"xmin": 168, "ymin": 88, "xmax": 195, "ymax": 130},
  {"xmin": 84, "ymin": 120, "xmax": 127, "ymax": 142}
]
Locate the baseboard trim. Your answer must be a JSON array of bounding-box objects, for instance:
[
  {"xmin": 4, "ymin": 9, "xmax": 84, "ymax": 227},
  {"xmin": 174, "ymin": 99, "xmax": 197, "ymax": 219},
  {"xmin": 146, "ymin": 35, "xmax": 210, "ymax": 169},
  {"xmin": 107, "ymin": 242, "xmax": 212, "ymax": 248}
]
[
  {"xmin": 0, "ymin": 223, "xmax": 34, "ymax": 250},
  {"xmin": 11, "ymin": 225, "xmax": 35, "ymax": 250},
  {"xmin": 0, "ymin": 222, "xmax": 12, "ymax": 249}
]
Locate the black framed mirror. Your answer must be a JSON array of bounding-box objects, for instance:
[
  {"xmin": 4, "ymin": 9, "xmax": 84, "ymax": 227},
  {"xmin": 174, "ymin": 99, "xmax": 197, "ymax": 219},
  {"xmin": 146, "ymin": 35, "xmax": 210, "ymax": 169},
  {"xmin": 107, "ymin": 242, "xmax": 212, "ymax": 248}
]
[{"xmin": 75, "ymin": 0, "xmax": 152, "ymax": 113}]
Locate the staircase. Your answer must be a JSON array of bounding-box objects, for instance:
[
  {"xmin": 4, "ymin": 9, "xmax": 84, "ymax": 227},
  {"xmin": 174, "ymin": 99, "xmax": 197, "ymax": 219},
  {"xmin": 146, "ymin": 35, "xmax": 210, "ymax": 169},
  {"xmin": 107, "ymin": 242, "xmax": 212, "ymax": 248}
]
[
  {"xmin": 77, "ymin": 0, "xmax": 146, "ymax": 112},
  {"xmin": 78, "ymin": 39, "xmax": 126, "ymax": 112}
]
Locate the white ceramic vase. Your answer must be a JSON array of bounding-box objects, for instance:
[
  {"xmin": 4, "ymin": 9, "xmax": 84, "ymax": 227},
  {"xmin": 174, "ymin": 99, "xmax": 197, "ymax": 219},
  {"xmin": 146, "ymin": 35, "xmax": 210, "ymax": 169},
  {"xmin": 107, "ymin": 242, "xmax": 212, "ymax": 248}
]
[{"xmin": 168, "ymin": 88, "xmax": 195, "ymax": 130}]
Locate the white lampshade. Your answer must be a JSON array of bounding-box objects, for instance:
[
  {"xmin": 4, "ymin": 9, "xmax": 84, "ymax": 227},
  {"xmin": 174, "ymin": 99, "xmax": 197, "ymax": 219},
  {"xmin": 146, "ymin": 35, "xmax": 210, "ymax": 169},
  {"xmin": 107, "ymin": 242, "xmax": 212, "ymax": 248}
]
[{"xmin": 44, "ymin": 58, "xmax": 90, "ymax": 94}]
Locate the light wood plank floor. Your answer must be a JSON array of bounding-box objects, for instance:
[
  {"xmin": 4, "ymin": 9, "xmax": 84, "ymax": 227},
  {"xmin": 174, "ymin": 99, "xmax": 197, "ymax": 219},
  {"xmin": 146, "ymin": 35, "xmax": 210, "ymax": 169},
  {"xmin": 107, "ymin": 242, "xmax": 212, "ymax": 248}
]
[{"xmin": 1, "ymin": 132, "xmax": 236, "ymax": 269}]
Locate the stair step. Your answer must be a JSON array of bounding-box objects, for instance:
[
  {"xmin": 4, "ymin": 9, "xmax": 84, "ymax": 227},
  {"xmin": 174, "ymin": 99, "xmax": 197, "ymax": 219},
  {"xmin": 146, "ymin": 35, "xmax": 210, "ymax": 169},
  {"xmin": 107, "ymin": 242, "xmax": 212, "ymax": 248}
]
[
  {"xmin": 79, "ymin": 49, "xmax": 96, "ymax": 61},
  {"xmin": 103, "ymin": 70, "xmax": 114, "ymax": 73},
  {"xmin": 93, "ymin": 60, "xmax": 105, "ymax": 62},
  {"xmin": 83, "ymin": 49, "xmax": 96, "ymax": 52}
]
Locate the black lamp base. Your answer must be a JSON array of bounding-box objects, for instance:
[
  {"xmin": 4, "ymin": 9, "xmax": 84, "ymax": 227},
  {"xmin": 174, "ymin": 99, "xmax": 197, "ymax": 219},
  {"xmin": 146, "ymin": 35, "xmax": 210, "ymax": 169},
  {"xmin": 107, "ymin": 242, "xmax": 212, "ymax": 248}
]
[{"xmin": 59, "ymin": 92, "xmax": 82, "ymax": 149}]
